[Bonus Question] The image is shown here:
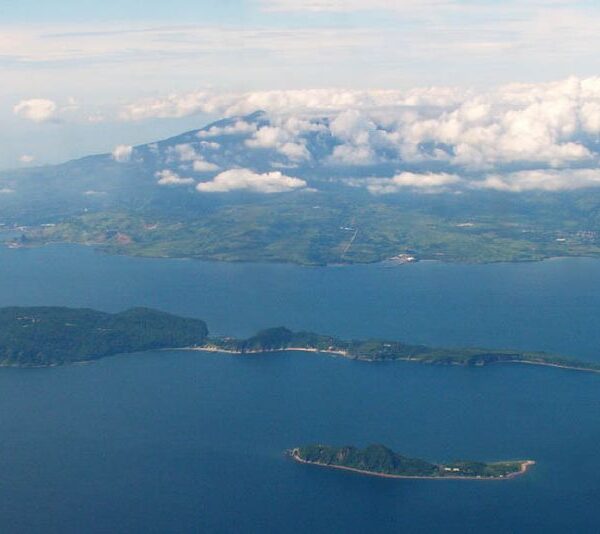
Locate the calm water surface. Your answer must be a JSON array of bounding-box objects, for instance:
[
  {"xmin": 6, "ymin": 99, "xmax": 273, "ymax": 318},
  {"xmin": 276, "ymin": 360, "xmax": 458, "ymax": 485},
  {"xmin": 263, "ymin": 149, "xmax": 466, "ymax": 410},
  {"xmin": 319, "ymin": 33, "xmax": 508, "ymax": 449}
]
[{"xmin": 0, "ymin": 245, "xmax": 599, "ymax": 533}]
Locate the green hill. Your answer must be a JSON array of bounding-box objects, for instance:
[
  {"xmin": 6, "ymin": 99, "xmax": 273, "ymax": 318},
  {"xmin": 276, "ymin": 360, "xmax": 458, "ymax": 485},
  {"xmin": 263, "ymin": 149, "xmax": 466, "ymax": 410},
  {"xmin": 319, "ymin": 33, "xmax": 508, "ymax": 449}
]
[{"xmin": 0, "ymin": 307, "xmax": 208, "ymax": 367}]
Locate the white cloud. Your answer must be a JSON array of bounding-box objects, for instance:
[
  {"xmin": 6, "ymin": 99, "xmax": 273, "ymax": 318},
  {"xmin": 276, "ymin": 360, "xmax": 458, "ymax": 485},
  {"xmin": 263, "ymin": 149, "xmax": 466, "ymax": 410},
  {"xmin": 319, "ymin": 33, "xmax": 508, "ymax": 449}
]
[
  {"xmin": 475, "ymin": 169, "xmax": 600, "ymax": 192},
  {"xmin": 13, "ymin": 99, "xmax": 58, "ymax": 123},
  {"xmin": 196, "ymin": 121, "xmax": 256, "ymax": 138},
  {"xmin": 19, "ymin": 154, "xmax": 35, "ymax": 164},
  {"xmin": 0, "ymin": 188, "xmax": 15, "ymax": 194},
  {"xmin": 171, "ymin": 144, "xmax": 198, "ymax": 162},
  {"xmin": 196, "ymin": 168, "xmax": 307, "ymax": 193},
  {"xmin": 111, "ymin": 144, "xmax": 133, "ymax": 162},
  {"xmin": 169, "ymin": 143, "xmax": 220, "ymax": 172},
  {"xmin": 365, "ymin": 172, "xmax": 463, "ymax": 194},
  {"xmin": 124, "ymin": 76, "xmax": 600, "ymax": 171},
  {"xmin": 245, "ymin": 120, "xmax": 313, "ymax": 161},
  {"xmin": 155, "ymin": 169, "xmax": 195, "ymax": 186},
  {"xmin": 192, "ymin": 159, "xmax": 220, "ymax": 172},
  {"xmin": 120, "ymin": 89, "xmax": 460, "ymax": 123}
]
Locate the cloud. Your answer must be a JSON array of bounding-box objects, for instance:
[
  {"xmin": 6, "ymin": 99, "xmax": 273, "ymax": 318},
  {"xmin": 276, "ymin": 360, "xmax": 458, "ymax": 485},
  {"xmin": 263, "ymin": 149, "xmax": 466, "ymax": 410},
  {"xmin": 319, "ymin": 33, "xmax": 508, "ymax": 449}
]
[
  {"xmin": 258, "ymin": 0, "xmax": 448, "ymax": 12},
  {"xmin": 125, "ymin": 76, "xmax": 600, "ymax": 172},
  {"xmin": 196, "ymin": 168, "xmax": 307, "ymax": 193},
  {"xmin": 19, "ymin": 154, "xmax": 35, "ymax": 164},
  {"xmin": 13, "ymin": 98, "xmax": 58, "ymax": 123},
  {"xmin": 112, "ymin": 76, "xmax": 600, "ymax": 193},
  {"xmin": 245, "ymin": 119, "xmax": 315, "ymax": 161},
  {"xmin": 475, "ymin": 169, "xmax": 600, "ymax": 192},
  {"xmin": 352, "ymin": 168, "xmax": 600, "ymax": 194},
  {"xmin": 364, "ymin": 172, "xmax": 463, "ymax": 194},
  {"xmin": 199, "ymin": 141, "xmax": 220, "ymax": 150},
  {"xmin": 83, "ymin": 190, "xmax": 107, "ymax": 196},
  {"xmin": 192, "ymin": 159, "xmax": 220, "ymax": 172},
  {"xmin": 120, "ymin": 88, "xmax": 460, "ymax": 122},
  {"xmin": 169, "ymin": 143, "xmax": 220, "ymax": 172},
  {"xmin": 111, "ymin": 144, "xmax": 133, "ymax": 162},
  {"xmin": 196, "ymin": 121, "xmax": 256, "ymax": 138},
  {"xmin": 155, "ymin": 169, "xmax": 195, "ymax": 186},
  {"xmin": 0, "ymin": 188, "xmax": 15, "ymax": 194},
  {"xmin": 171, "ymin": 144, "xmax": 199, "ymax": 162}
]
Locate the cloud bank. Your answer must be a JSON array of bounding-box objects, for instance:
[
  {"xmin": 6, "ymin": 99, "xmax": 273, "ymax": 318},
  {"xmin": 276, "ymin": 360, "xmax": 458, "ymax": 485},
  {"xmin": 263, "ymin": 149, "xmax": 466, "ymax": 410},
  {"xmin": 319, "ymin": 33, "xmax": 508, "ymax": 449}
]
[
  {"xmin": 111, "ymin": 76, "xmax": 600, "ymax": 195},
  {"xmin": 119, "ymin": 77, "xmax": 600, "ymax": 172}
]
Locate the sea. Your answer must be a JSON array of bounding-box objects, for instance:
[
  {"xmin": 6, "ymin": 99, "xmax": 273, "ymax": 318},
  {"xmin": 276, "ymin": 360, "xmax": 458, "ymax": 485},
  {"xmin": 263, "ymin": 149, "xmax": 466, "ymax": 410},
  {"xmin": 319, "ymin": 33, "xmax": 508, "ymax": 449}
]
[{"xmin": 0, "ymin": 244, "xmax": 599, "ymax": 533}]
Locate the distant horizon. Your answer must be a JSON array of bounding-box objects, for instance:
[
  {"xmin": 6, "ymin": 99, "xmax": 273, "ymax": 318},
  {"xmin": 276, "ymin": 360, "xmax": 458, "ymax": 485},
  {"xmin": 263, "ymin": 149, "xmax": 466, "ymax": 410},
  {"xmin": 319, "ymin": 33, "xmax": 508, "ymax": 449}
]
[{"xmin": 4, "ymin": 0, "xmax": 600, "ymax": 171}]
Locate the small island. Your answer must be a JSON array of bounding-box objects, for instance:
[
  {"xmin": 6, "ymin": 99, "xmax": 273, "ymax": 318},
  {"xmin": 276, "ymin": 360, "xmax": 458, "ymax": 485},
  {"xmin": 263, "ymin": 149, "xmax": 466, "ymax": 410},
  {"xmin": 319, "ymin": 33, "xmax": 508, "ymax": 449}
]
[{"xmin": 290, "ymin": 444, "xmax": 535, "ymax": 480}]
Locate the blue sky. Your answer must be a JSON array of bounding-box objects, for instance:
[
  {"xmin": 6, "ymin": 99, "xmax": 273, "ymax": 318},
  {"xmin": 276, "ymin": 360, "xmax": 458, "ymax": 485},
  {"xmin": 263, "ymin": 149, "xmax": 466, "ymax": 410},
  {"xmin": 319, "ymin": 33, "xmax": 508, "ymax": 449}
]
[{"xmin": 4, "ymin": 0, "xmax": 600, "ymax": 169}]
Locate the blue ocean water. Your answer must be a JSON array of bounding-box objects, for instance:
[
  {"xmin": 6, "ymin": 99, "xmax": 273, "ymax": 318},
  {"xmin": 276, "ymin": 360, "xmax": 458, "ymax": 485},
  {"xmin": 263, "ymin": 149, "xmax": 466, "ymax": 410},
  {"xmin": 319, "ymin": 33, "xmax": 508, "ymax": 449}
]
[{"xmin": 0, "ymin": 245, "xmax": 599, "ymax": 533}]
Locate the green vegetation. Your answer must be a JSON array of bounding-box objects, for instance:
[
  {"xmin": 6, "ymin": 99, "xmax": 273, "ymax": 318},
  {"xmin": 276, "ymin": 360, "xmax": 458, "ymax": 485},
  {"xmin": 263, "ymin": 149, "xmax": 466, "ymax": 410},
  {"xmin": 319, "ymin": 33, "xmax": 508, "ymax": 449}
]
[
  {"xmin": 292, "ymin": 444, "xmax": 530, "ymax": 479},
  {"xmin": 1, "ymin": 307, "xmax": 598, "ymax": 373},
  {"xmin": 204, "ymin": 326, "xmax": 600, "ymax": 373},
  {"xmin": 22, "ymin": 188, "xmax": 600, "ymax": 266},
  {"xmin": 0, "ymin": 307, "xmax": 208, "ymax": 367}
]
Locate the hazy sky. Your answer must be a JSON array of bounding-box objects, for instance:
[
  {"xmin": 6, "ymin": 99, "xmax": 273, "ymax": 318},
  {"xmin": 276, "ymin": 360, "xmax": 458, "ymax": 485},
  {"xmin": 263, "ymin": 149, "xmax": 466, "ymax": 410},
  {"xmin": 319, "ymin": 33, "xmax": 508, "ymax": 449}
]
[{"xmin": 3, "ymin": 0, "xmax": 600, "ymax": 168}]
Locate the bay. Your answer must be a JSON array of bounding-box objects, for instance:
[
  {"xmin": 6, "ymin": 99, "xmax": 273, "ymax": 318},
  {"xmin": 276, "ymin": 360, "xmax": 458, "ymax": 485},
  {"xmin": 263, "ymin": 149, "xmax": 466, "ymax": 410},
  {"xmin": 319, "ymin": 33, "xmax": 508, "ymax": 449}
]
[{"xmin": 0, "ymin": 244, "xmax": 599, "ymax": 533}]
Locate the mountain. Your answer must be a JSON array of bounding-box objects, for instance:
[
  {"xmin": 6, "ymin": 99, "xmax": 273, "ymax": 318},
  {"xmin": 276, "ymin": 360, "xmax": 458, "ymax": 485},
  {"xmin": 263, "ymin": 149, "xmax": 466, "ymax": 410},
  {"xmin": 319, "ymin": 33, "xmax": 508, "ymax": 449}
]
[{"xmin": 2, "ymin": 112, "xmax": 600, "ymax": 265}]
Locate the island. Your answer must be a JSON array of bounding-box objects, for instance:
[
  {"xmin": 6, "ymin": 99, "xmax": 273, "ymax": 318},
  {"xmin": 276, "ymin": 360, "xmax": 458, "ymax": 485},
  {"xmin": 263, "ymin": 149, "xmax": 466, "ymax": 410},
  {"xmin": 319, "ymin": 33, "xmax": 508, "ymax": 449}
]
[
  {"xmin": 1, "ymin": 306, "xmax": 600, "ymax": 374},
  {"xmin": 290, "ymin": 444, "xmax": 535, "ymax": 480},
  {"xmin": 199, "ymin": 326, "xmax": 600, "ymax": 374}
]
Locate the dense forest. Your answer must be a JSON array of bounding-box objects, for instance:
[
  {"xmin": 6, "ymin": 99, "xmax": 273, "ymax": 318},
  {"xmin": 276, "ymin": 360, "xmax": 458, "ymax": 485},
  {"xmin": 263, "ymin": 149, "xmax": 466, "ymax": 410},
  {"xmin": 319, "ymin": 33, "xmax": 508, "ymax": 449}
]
[{"xmin": 0, "ymin": 307, "xmax": 208, "ymax": 366}]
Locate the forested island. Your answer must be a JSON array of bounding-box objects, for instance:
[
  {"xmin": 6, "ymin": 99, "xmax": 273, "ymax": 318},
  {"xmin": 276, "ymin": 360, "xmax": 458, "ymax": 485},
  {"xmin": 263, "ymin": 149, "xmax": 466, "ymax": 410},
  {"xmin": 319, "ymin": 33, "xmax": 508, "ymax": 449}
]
[
  {"xmin": 1, "ymin": 306, "xmax": 599, "ymax": 373},
  {"xmin": 0, "ymin": 307, "xmax": 208, "ymax": 367},
  {"xmin": 200, "ymin": 326, "xmax": 600, "ymax": 373},
  {"xmin": 290, "ymin": 444, "xmax": 534, "ymax": 480}
]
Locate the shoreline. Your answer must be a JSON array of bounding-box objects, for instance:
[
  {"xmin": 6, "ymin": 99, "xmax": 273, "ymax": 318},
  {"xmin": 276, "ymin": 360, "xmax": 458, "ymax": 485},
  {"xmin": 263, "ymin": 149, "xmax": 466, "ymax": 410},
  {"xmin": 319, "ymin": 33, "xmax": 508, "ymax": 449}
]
[
  {"xmin": 289, "ymin": 449, "xmax": 535, "ymax": 481},
  {"xmin": 185, "ymin": 345, "xmax": 348, "ymax": 357},
  {"xmin": 9, "ymin": 239, "xmax": 600, "ymax": 268},
  {"xmin": 182, "ymin": 346, "xmax": 600, "ymax": 375}
]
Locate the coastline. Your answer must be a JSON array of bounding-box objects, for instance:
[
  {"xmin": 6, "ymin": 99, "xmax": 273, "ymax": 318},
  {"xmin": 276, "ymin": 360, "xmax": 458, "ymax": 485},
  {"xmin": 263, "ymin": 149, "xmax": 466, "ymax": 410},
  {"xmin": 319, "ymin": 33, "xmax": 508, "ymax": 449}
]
[
  {"xmin": 289, "ymin": 449, "xmax": 535, "ymax": 481},
  {"xmin": 184, "ymin": 345, "xmax": 349, "ymax": 357},
  {"xmin": 501, "ymin": 359, "xmax": 600, "ymax": 374},
  {"xmin": 10, "ymin": 239, "xmax": 600, "ymax": 268},
  {"xmin": 183, "ymin": 345, "xmax": 600, "ymax": 375}
]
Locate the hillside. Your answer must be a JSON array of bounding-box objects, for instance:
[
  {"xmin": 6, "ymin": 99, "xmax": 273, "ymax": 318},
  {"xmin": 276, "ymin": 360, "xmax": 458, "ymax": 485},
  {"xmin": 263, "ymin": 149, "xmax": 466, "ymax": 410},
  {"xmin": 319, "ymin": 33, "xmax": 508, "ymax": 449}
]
[{"xmin": 0, "ymin": 307, "xmax": 208, "ymax": 366}]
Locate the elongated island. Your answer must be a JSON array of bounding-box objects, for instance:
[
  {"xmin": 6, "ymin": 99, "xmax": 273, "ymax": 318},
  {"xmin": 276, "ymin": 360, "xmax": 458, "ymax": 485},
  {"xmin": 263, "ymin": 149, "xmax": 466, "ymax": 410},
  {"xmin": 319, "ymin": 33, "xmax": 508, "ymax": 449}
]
[
  {"xmin": 199, "ymin": 326, "xmax": 600, "ymax": 373},
  {"xmin": 290, "ymin": 444, "xmax": 535, "ymax": 480},
  {"xmin": 1, "ymin": 306, "xmax": 599, "ymax": 375}
]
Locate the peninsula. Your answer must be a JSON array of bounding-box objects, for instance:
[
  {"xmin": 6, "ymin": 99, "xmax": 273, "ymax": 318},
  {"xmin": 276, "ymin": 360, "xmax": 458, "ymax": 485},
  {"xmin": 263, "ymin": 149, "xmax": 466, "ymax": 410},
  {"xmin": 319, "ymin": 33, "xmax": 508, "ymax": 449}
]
[
  {"xmin": 290, "ymin": 444, "xmax": 534, "ymax": 480},
  {"xmin": 1, "ymin": 306, "xmax": 599, "ymax": 374}
]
